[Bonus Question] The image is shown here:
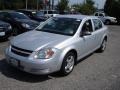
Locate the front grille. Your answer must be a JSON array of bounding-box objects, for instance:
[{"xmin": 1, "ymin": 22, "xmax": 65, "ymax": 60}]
[
  {"xmin": 11, "ymin": 45, "xmax": 33, "ymax": 57},
  {"xmin": 0, "ymin": 27, "xmax": 4, "ymax": 32}
]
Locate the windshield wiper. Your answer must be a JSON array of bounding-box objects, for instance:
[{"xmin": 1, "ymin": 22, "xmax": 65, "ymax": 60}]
[{"xmin": 35, "ymin": 29, "xmax": 73, "ymax": 36}]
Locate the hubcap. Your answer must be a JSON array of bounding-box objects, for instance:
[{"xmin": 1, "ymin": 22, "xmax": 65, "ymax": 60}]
[{"xmin": 65, "ymin": 55, "xmax": 74, "ymax": 73}]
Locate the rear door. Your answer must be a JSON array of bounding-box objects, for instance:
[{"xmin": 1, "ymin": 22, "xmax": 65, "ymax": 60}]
[{"xmin": 92, "ymin": 19, "xmax": 105, "ymax": 47}]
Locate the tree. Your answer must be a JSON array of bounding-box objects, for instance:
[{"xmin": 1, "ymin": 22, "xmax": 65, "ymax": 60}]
[
  {"xmin": 0, "ymin": 0, "xmax": 44, "ymax": 10},
  {"xmin": 0, "ymin": 0, "xmax": 25, "ymax": 10},
  {"xmin": 72, "ymin": 4, "xmax": 81, "ymax": 12},
  {"xmin": 104, "ymin": 0, "xmax": 120, "ymax": 24},
  {"xmin": 0, "ymin": 0, "xmax": 5, "ymax": 9},
  {"xmin": 104, "ymin": 0, "xmax": 120, "ymax": 17},
  {"xmin": 11, "ymin": 0, "xmax": 25, "ymax": 9},
  {"xmin": 72, "ymin": 0, "xmax": 96, "ymax": 15},
  {"xmin": 56, "ymin": 0, "xmax": 69, "ymax": 14}
]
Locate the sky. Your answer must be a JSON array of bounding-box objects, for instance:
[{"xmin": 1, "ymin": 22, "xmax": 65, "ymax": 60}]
[{"xmin": 54, "ymin": 0, "xmax": 106, "ymax": 9}]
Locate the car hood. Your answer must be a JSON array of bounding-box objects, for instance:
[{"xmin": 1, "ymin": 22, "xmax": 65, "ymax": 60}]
[{"xmin": 11, "ymin": 30, "xmax": 71, "ymax": 51}]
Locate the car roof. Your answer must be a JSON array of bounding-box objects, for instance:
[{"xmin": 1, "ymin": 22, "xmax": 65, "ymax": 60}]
[
  {"xmin": 0, "ymin": 11, "xmax": 18, "ymax": 13},
  {"xmin": 17, "ymin": 9, "xmax": 37, "ymax": 12},
  {"xmin": 55, "ymin": 15, "xmax": 98, "ymax": 20},
  {"xmin": 40, "ymin": 10, "xmax": 57, "ymax": 11}
]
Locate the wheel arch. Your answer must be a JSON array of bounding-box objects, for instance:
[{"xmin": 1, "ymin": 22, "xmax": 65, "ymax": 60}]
[
  {"xmin": 101, "ymin": 35, "xmax": 108, "ymax": 44},
  {"xmin": 105, "ymin": 19, "xmax": 111, "ymax": 24},
  {"xmin": 58, "ymin": 47, "xmax": 78, "ymax": 70}
]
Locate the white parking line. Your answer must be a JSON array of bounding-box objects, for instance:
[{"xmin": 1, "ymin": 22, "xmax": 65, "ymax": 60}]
[{"xmin": 0, "ymin": 45, "xmax": 7, "ymax": 48}]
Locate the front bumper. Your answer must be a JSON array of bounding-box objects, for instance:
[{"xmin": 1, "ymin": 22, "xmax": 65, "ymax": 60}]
[
  {"xmin": 5, "ymin": 48, "xmax": 61, "ymax": 75},
  {"xmin": 111, "ymin": 19, "xmax": 117, "ymax": 23}
]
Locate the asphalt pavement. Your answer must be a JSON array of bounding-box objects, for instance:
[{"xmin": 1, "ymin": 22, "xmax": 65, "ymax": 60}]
[{"xmin": 0, "ymin": 25, "xmax": 120, "ymax": 90}]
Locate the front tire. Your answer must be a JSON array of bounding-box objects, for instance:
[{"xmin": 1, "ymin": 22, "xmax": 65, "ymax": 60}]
[{"xmin": 60, "ymin": 52, "xmax": 75, "ymax": 76}]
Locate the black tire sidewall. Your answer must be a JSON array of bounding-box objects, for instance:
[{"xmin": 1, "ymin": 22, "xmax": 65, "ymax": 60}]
[
  {"xmin": 105, "ymin": 20, "xmax": 111, "ymax": 25},
  {"xmin": 98, "ymin": 39, "xmax": 107, "ymax": 52},
  {"xmin": 60, "ymin": 52, "xmax": 75, "ymax": 75}
]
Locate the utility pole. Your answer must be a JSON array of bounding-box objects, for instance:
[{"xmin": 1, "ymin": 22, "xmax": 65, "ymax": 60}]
[
  {"xmin": 44, "ymin": 0, "xmax": 47, "ymax": 10},
  {"xmin": 49, "ymin": 0, "xmax": 51, "ymax": 10},
  {"xmin": 26, "ymin": 0, "xmax": 28, "ymax": 10},
  {"xmin": 52, "ymin": 0, "xmax": 54, "ymax": 10}
]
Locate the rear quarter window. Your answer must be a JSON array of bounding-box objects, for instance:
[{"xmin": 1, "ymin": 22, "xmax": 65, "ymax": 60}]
[
  {"xmin": 93, "ymin": 19, "xmax": 103, "ymax": 31},
  {"xmin": 48, "ymin": 11, "xmax": 53, "ymax": 14}
]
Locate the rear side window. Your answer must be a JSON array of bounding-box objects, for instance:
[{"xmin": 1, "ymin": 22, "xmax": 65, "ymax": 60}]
[
  {"xmin": 93, "ymin": 19, "xmax": 103, "ymax": 31},
  {"xmin": 48, "ymin": 11, "xmax": 53, "ymax": 14}
]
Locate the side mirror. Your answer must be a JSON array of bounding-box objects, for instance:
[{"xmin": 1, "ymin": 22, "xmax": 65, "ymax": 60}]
[{"xmin": 81, "ymin": 31, "xmax": 92, "ymax": 37}]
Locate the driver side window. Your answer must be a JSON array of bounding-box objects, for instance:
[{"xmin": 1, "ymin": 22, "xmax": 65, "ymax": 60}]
[{"xmin": 81, "ymin": 19, "xmax": 93, "ymax": 36}]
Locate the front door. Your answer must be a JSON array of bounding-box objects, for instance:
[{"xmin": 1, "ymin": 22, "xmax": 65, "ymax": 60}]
[{"xmin": 80, "ymin": 19, "xmax": 96, "ymax": 56}]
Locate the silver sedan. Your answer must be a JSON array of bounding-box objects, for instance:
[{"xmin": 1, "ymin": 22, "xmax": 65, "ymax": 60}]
[{"xmin": 5, "ymin": 15, "xmax": 108, "ymax": 75}]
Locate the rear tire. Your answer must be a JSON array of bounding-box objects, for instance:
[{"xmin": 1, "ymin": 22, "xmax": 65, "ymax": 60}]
[
  {"xmin": 97, "ymin": 39, "xmax": 107, "ymax": 53},
  {"xmin": 105, "ymin": 20, "xmax": 111, "ymax": 25},
  {"xmin": 60, "ymin": 52, "xmax": 75, "ymax": 76}
]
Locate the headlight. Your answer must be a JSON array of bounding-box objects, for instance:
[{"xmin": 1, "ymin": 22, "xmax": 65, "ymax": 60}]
[
  {"xmin": 8, "ymin": 25, "xmax": 12, "ymax": 30},
  {"xmin": 34, "ymin": 48, "xmax": 56, "ymax": 59},
  {"xmin": 21, "ymin": 23, "xmax": 30, "ymax": 28}
]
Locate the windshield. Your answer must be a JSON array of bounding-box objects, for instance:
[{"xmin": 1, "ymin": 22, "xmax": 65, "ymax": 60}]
[
  {"xmin": 10, "ymin": 12, "xmax": 30, "ymax": 19},
  {"xmin": 36, "ymin": 17, "xmax": 81, "ymax": 36}
]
